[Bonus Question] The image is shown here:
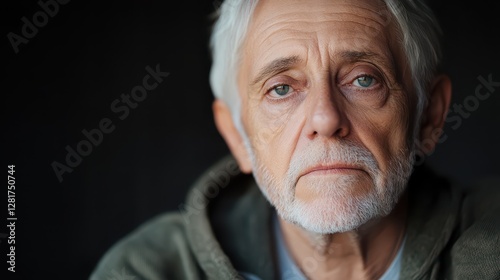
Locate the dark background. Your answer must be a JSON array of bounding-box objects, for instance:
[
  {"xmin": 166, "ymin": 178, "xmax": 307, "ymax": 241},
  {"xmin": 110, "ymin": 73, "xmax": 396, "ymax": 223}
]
[{"xmin": 1, "ymin": 0, "xmax": 499, "ymax": 279}]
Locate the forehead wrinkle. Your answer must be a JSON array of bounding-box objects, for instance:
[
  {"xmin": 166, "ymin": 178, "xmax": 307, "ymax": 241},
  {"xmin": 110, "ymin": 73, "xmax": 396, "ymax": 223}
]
[
  {"xmin": 251, "ymin": 34, "xmax": 311, "ymax": 67},
  {"xmin": 252, "ymin": 1, "xmax": 390, "ymax": 36},
  {"xmin": 249, "ymin": 16, "xmax": 391, "ymax": 62},
  {"xmin": 248, "ymin": 28, "xmax": 315, "ymax": 73},
  {"xmin": 255, "ymin": 17, "xmax": 387, "ymax": 42},
  {"xmin": 252, "ymin": 19, "xmax": 391, "ymax": 63},
  {"xmin": 248, "ymin": 0, "xmax": 395, "ymax": 54},
  {"xmin": 329, "ymin": 1, "xmax": 390, "ymax": 24}
]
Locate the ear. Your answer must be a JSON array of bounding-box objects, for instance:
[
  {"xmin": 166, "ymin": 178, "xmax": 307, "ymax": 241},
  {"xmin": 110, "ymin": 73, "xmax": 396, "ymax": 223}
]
[
  {"xmin": 419, "ymin": 74, "xmax": 452, "ymax": 154},
  {"xmin": 213, "ymin": 99, "xmax": 252, "ymax": 173}
]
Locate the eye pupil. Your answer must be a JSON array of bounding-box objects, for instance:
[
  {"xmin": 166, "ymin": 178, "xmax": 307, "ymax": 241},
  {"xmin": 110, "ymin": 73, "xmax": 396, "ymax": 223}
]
[
  {"xmin": 357, "ymin": 76, "xmax": 373, "ymax": 87},
  {"xmin": 275, "ymin": 85, "xmax": 290, "ymax": 96}
]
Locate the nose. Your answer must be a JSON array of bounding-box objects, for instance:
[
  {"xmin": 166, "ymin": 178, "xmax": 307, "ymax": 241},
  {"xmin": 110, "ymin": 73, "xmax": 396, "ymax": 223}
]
[{"xmin": 304, "ymin": 85, "xmax": 350, "ymax": 139}]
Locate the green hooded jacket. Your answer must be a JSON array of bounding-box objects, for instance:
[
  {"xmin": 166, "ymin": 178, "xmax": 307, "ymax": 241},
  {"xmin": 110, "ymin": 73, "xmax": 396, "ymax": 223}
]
[{"xmin": 90, "ymin": 155, "xmax": 500, "ymax": 280}]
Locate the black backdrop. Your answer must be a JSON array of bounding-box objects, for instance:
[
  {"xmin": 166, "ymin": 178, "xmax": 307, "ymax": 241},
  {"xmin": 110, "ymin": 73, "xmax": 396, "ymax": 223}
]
[{"xmin": 2, "ymin": 0, "xmax": 499, "ymax": 279}]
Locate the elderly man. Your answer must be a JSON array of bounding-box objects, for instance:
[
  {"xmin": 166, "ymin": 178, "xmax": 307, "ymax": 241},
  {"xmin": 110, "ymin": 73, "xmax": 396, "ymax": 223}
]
[{"xmin": 91, "ymin": 0, "xmax": 500, "ymax": 279}]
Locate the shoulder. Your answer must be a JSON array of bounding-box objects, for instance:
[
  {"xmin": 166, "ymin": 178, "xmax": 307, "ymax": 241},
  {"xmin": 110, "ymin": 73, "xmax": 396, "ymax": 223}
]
[
  {"xmin": 450, "ymin": 177, "xmax": 500, "ymax": 279},
  {"xmin": 90, "ymin": 212, "xmax": 199, "ymax": 280},
  {"xmin": 460, "ymin": 178, "xmax": 500, "ymax": 223}
]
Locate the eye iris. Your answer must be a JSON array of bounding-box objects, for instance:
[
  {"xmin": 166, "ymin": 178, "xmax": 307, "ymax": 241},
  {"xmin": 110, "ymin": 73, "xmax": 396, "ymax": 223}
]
[
  {"xmin": 357, "ymin": 76, "xmax": 373, "ymax": 87},
  {"xmin": 274, "ymin": 85, "xmax": 290, "ymax": 96}
]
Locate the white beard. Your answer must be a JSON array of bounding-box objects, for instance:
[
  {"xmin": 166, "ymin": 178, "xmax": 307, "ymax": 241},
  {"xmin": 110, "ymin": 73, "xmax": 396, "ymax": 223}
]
[{"xmin": 247, "ymin": 139, "xmax": 414, "ymax": 234}]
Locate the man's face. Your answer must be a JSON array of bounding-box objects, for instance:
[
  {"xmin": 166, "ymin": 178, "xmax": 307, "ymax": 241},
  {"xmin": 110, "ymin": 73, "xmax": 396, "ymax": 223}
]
[{"xmin": 237, "ymin": 0, "xmax": 416, "ymax": 233}]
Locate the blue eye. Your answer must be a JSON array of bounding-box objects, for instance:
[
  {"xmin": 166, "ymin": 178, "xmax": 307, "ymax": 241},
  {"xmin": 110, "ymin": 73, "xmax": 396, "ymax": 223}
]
[
  {"xmin": 353, "ymin": 76, "xmax": 374, "ymax": 88},
  {"xmin": 272, "ymin": 85, "xmax": 290, "ymax": 96}
]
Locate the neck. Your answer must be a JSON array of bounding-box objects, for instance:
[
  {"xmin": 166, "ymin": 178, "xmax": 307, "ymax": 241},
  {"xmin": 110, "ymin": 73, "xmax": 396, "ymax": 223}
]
[{"xmin": 279, "ymin": 192, "xmax": 408, "ymax": 280}]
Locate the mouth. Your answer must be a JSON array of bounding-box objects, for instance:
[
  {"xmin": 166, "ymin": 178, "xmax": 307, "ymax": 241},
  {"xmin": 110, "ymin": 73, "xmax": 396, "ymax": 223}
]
[{"xmin": 301, "ymin": 164, "xmax": 366, "ymax": 177}]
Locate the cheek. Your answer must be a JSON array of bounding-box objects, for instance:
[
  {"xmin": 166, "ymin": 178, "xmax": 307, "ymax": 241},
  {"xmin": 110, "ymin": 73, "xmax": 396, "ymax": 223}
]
[
  {"xmin": 245, "ymin": 99, "xmax": 304, "ymax": 178},
  {"xmin": 349, "ymin": 101, "xmax": 410, "ymax": 173}
]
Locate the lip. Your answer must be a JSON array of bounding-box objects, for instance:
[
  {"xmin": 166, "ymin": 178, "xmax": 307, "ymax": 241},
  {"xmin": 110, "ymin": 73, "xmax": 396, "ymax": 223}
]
[{"xmin": 301, "ymin": 163, "xmax": 366, "ymax": 177}]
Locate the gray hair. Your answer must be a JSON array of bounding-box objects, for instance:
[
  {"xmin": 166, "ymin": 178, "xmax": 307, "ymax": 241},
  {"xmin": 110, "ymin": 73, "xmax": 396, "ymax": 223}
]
[{"xmin": 209, "ymin": 0, "xmax": 443, "ymax": 136}]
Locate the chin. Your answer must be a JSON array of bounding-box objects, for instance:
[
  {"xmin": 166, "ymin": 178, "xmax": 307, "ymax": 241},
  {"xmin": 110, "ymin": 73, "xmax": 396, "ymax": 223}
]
[
  {"xmin": 288, "ymin": 194, "xmax": 386, "ymax": 234},
  {"xmin": 267, "ymin": 172, "xmax": 410, "ymax": 234}
]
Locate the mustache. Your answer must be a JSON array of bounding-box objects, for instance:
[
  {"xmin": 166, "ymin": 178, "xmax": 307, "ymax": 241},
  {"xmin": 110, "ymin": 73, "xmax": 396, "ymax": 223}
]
[{"xmin": 287, "ymin": 140, "xmax": 380, "ymax": 181}]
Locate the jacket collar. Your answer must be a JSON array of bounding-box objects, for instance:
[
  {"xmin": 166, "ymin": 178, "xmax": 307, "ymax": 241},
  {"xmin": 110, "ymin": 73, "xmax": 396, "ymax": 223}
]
[{"xmin": 182, "ymin": 155, "xmax": 276, "ymax": 279}]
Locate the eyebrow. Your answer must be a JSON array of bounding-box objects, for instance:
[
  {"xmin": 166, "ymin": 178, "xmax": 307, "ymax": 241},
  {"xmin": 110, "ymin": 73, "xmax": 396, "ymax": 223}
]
[
  {"xmin": 340, "ymin": 50, "xmax": 393, "ymax": 70},
  {"xmin": 251, "ymin": 56, "xmax": 301, "ymax": 86},
  {"xmin": 341, "ymin": 50, "xmax": 377, "ymax": 61}
]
